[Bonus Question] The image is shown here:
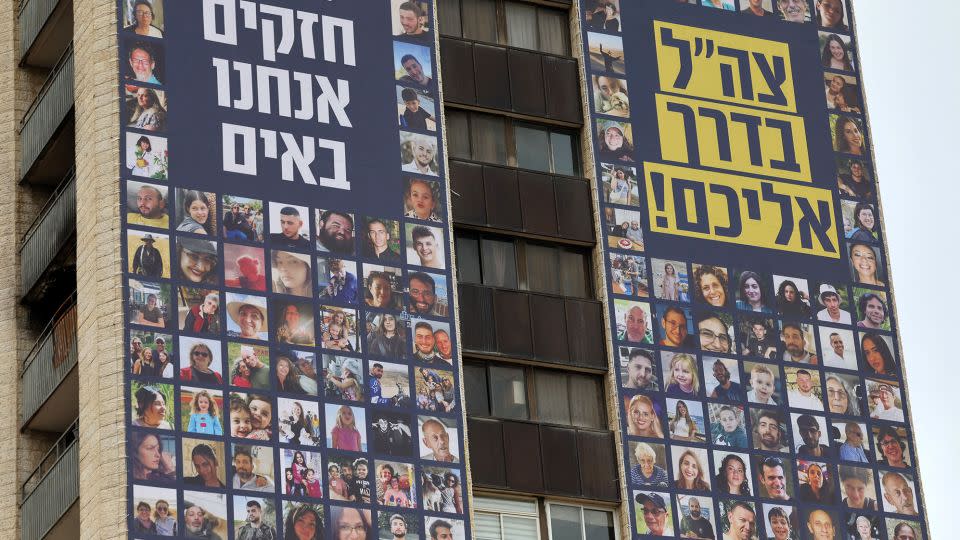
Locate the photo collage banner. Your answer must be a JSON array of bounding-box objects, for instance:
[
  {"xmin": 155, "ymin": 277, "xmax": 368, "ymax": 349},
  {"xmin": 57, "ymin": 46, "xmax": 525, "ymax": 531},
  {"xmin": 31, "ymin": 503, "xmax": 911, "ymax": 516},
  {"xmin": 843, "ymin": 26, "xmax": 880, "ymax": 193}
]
[
  {"xmin": 119, "ymin": 0, "xmax": 472, "ymax": 538},
  {"xmin": 580, "ymin": 1, "xmax": 926, "ymax": 539}
]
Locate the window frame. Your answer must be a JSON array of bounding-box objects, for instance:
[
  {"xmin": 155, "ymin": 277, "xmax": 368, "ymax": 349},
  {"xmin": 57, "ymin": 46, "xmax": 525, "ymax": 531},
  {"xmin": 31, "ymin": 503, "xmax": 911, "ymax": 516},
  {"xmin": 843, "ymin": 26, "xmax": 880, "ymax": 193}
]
[
  {"xmin": 474, "ymin": 495, "xmax": 542, "ymax": 540},
  {"xmin": 544, "ymin": 502, "xmax": 620, "ymax": 540},
  {"xmin": 439, "ymin": 0, "xmax": 572, "ymax": 57}
]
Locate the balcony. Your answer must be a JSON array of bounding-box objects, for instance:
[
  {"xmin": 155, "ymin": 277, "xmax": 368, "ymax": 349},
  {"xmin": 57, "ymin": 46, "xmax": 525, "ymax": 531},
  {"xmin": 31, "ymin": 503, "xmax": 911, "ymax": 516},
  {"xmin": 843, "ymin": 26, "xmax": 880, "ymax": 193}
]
[
  {"xmin": 458, "ymin": 284, "xmax": 606, "ymax": 370},
  {"xmin": 440, "ymin": 36, "xmax": 582, "ymax": 124},
  {"xmin": 21, "ymin": 298, "xmax": 78, "ymax": 432},
  {"xmin": 19, "ymin": 0, "xmax": 73, "ymax": 67},
  {"xmin": 21, "ymin": 421, "xmax": 79, "ymax": 540},
  {"xmin": 450, "ymin": 160, "xmax": 595, "ymax": 244},
  {"xmin": 467, "ymin": 416, "xmax": 619, "ymax": 502},
  {"xmin": 20, "ymin": 171, "xmax": 76, "ymax": 302},
  {"xmin": 20, "ymin": 46, "xmax": 75, "ymax": 186}
]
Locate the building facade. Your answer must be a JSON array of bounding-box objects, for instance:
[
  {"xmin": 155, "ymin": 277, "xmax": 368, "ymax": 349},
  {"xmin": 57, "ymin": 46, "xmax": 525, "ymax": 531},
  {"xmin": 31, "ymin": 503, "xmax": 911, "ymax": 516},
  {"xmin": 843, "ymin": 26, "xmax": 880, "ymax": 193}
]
[{"xmin": 0, "ymin": 0, "xmax": 929, "ymax": 540}]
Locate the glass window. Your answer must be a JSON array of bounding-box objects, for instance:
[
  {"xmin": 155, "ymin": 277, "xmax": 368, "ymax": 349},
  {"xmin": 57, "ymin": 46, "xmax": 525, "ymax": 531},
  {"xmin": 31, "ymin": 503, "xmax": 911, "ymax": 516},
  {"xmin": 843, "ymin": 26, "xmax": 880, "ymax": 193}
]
[
  {"xmin": 489, "ymin": 365, "xmax": 529, "ymax": 420},
  {"xmin": 471, "ymin": 113, "xmax": 508, "ymax": 165},
  {"xmin": 505, "ymin": 3, "xmax": 538, "ymax": 51},
  {"xmin": 525, "ymin": 243, "xmax": 560, "ymax": 295},
  {"xmin": 549, "ymin": 505, "xmax": 617, "ymax": 540},
  {"xmin": 461, "ymin": 0, "xmax": 498, "ymax": 43},
  {"xmin": 475, "ymin": 497, "xmax": 539, "ymax": 540},
  {"xmin": 538, "ymin": 8, "xmax": 570, "ymax": 56},
  {"xmin": 480, "ymin": 237, "xmax": 518, "ymax": 289},
  {"xmin": 569, "ymin": 373, "xmax": 604, "ymax": 428},
  {"xmin": 515, "ymin": 125, "xmax": 552, "ymax": 173},
  {"xmin": 455, "ymin": 232, "xmax": 482, "ymax": 284},
  {"xmin": 558, "ymin": 249, "xmax": 589, "ymax": 298},
  {"xmin": 446, "ymin": 110, "xmax": 471, "ymax": 160},
  {"xmin": 464, "ymin": 362, "xmax": 490, "ymax": 416},
  {"xmin": 583, "ymin": 509, "xmax": 617, "ymax": 540},
  {"xmin": 534, "ymin": 369, "xmax": 571, "ymax": 425},
  {"xmin": 437, "ymin": 0, "xmax": 462, "ymax": 36},
  {"xmin": 550, "ymin": 132, "xmax": 577, "ymax": 176}
]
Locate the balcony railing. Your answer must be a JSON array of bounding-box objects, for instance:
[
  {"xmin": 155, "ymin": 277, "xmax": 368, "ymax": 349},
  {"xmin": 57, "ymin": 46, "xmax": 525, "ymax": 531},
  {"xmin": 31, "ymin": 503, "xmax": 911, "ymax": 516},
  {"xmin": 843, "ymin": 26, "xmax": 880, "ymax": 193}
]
[
  {"xmin": 450, "ymin": 159, "xmax": 595, "ymax": 243},
  {"xmin": 21, "ymin": 420, "xmax": 79, "ymax": 540},
  {"xmin": 21, "ymin": 297, "xmax": 78, "ymax": 429},
  {"xmin": 19, "ymin": 0, "xmax": 72, "ymax": 66},
  {"xmin": 467, "ymin": 416, "xmax": 620, "ymax": 502},
  {"xmin": 20, "ymin": 170, "xmax": 76, "ymax": 298},
  {"xmin": 458, "ymin": 284, "xmax": 607, "ymax": 370},
  {"xmin": 20, "ymin": 45, "xmax": 74, "ymax": 183}
]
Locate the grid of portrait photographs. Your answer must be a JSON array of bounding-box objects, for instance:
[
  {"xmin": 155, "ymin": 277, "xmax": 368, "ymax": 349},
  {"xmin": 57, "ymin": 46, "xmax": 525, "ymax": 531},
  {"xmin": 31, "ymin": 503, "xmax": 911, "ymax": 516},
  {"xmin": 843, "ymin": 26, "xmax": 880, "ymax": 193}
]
[
  {"xmin": 119, "ymin": 1, "xmax": 469, "ymax": 539},
  {"xmin": 586, "ymin": 1, "xmax": 925, "ymax": 539}
]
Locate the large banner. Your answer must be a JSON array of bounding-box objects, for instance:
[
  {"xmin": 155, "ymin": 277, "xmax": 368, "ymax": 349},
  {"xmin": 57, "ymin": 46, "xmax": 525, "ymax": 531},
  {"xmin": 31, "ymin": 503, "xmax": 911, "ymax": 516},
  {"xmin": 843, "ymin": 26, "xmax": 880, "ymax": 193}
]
[
  {"xmin": 581, "ymin": 1, "xmax": 926, "ymax": 539},
  {"xmin": 119, "ymin": 1, "xmax": 471, "ymax": 538}
]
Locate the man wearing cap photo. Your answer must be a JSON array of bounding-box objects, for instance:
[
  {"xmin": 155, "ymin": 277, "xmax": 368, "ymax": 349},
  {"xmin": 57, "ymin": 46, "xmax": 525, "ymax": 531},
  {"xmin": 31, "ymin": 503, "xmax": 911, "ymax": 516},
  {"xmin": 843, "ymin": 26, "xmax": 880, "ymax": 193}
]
[
  {"xmin": 635, "ymin": 492, "xmax": 673, "ymax": 536},
  {"xmin": 816, "ymin": 284, "xmax": 851, "ymax": 324},
  {"xmin": 870, "ymin": 383, "xmax": 904, "ymax": 422},
  {"xmin": 132, "ymin": 233, "xmax": 164, "ymax": 277}
]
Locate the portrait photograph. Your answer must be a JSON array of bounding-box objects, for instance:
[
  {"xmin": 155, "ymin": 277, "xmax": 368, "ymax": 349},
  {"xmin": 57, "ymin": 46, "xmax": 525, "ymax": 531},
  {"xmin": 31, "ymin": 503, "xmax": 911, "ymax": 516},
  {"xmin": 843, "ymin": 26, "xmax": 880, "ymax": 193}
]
[
  {"xmin": 226, "ymin": 342, "xmax": 271, "ymax": 390},
  {"xmin": 274, "ymin": 350, "xmax": 319, "ymax": 396},
  {"xmin": 825, "ymin": 372, "xmax": 862, "ymax": 416},
  {"xmin": 610, "ymin": 253, "xmax": 649, "ymax": 297},
  {"xmin": 182, "ymin": 437, "xmax": 226, "ymax": 489},
  {"xmin": 628, "ymin": 441, "xmax": 669, "ymax": 489},
  {"xmin": 320, "ymin": 305, "xmax": 359, "ymax": 352},
  {"xmin": 271, "ymin": 298, "xmax": 316, "ymax": 347},
  {"xmin": 182, "ymin": 491, "xmax": 227, "ymax": 539},
  {"xmin": 422, "ymin": 465, "xmax": 463, "ymax": 513},
  {"xmin": 407, "ymin": 270, "xmax": 448, "ymax": 317},
  {"xmin": 125, "ymin": 180, "xmax": 169, "ymax": 229},
  {"xmin": 268, "ymin": 202, "xmax": 311, "ymax": 250},
  {"xmin": 734, "ymin": 270, "xmax": 774, "ymax": 314},
  {"xmin": 587, "ymin": 31, "xmax": 625, "ymax": 74},
  {"xmin": 278, "ymin": 398, "xmax": 321, "ymax": 446},
  {"xmin": 838, "ymin": 465, "xmax": 879, "ymax": 511},
  {"xmin": 824, "ymin": 73, "xmax": 862, "ymax": 113},
  {"xmin": 270, "ymin": 250, "xmax": 312, "ymax": 297},
  {"xmin": 665, "ymin": 397, "xmax": 706, "ymax": 443},
  {"xmin": 404, "ymin": 223, "xmax": 445, "ymax": 269},
  {"xmin": 403, "ymin": 177, "xmax": 444, "ymax": 222},
  {"xmin": 885, "ymin": 519, "xmax": 923, "ymax": 540},
  {"xmin": 703, "ymin": 357, "xmax": 743, "ymax": 401},
  {"xmin": 791, "ymin": 413, "xmax": 831, "ymax": 456},
  {"xmin": 880, "ymin": 470, "xmax": 920, "ymax": 516},
  {"xmin": 741, "ymin": 0, "xmax": 773, "ymax": 16},
  {"xmin": 820, "ymin": 31, "xmax": 856, "ymax": 72},
  {"xmin": 836, "ymin": 157, "xmax": 874, "ymax": 200},
  {"xmin": 596, "ymin": 119, "xmax": 634, "ymax": 163},
  {"xmin": 375, "ymin": 460, "xmax": 418, "ymax": 508},
  {"xmin": 675, "ymin": 494, "xmax": 717, "ymax": 540},
  {"xmin": 129, "ymin": 430, "xmax": 177, "ymax": 484},
  {"xmin": 779, "ymin": 321, "xmax": 818, "ymax": 365},
  {"xmin": 739, "ymin": 317, "xmax": 779, "ymax": 359},
  {"xmin": 228, "ymin": 392, "xmax": 274, "ymax": 441},
  {"xmin": 315, "ymin": 209, "xmax": 356, "ymax": 255},
  {"xmin": 713, "ymin": 451, "xmax": 753, "ymax": 497},
  {"xmin": 761, "ymin": 503, "xmax": 797, "ymax": 540},
  {"xmin": 392, "ymin": 0, "xmax": 430, "ymax": 37},
  {"xmin": 655, "ymin": 304, "xmax": 695, "ymax": 349},
  {"xmin": 131, "ymin": 484, "xmax": 178, "ymax": 535},
  {"xmin": 325, "ymin": 403, "xmax": 367, "ymax": 452},
  {"xmin": 362, "ymin": 217, "xmax": 402, "ymax": 263},
  {"xmin": 777, "ymin": 0, "xmax": 810, "ymax": 23},
  {"xmin": 751, "ymin": 408, "xmax": 789, "ymax": 453},
  {"xmin": 179, "ymin": 386, "xmax": 224, "ymax": 436},
  {"xmin": 858, "ymin": 332, "xmax": 897, "ymax": 377},
  {"xmin": 379, "ymin": 511, "xmax": 420, "ymax": 540},
  {"xmin": 813, "ymin": 280, "xmax": 851, "ymax": 324},
  {"xmin": 695, "ymin": 311, "xmax": 734, "ymax": 354},
  {"xmin": 178, "ymin": 336, "xmax": 223, "ymax": 383},
  {"xmin": 702, "ymin": 0, "xmax": 735, "ymax": 11},
  {"xmin": 802, "ymin": 509, "xmax": 842, "ymax": 540},
  {"xmin": 418, "ymin": 415, "xmax": 460, "ymax": 463},
  {"xmin": 123, "ymin": 0, "xmax": 164, "ymax": 35},
  {"xmin": 177, "ymin": 287, "xmax": 220, "ymax": 336},
  {"xmin": 672, "ymin": 446, "xmax": 711, "ymax": 492},
  {"xmin": 400, "ymin": 131, "xmax": 440, "ymax": 177},
  {"xmin": 220, "ymin": 195, "xmax": 264, "ymax": 243},
  {"xmin": 415, "ymin": 366, "xmax": 456, "ymax": 413},
  {"xmin": 773, "ymin": 275, "xmax": 812, "ymax": 319},
  {"xmin": 130, "ymin": 381, "xmax": 174, "ymax": 429},
  {"xmin": 129, "ymin": 330, "xmax": 173, "ymax": 378},
  {"xmin": 718, "ymin": 499, "xmax": 759, "ymax": 540},
  {"xmin": 225, "ymin": 292, "xmax": 268, "ymax": 341},
  {"xmin": 751, "ymin": 455, "xmax": 795, "ymax": 502},
  {"xmin": 601, "ymin": 163, "xmax": 639, "ymax": 206},
  {"xmin": 584, "ymin": 0, "xmax": 622, "ymax": 31},
  {"xmin": 853, "ymin": 288, "xmax": 889, "ymax": 330},
  {"xmin": 394, "ymin": 41, "xmax": 434, "ymax": 88},
  {"xmin": 633, "ymin": 490, "xmax": 674, "ymax": 537},
  {"xmin": 848, "ymin": 242, "xmax": 885, "ymax": 287},
  {"xmin": 834, "ymin": 420, "xmax": 871, "ymax": 464},
  {"xmin": 397, "ymin": 85, "xmax": 437, "ymax": 132},
  {"xmin": 174, "ymin": 188, "xmax": 216, "ymax": 235},
  {"xmin": 605, "ymin": 207, "xmax": 643, "ymax": 251},
  {"xmin": 366, "ymin": 312, "xmax": 409, "ymax": 359},
  {"xmin": 331, "ymin": 507, "xmax": 374, "ymax": 538},
  {"xmin": 410, "ymin": 318, "xmax": 453, "ymax": 364},
  {"xmin": 321, "ymin": 354, "xmax": 364, "ymax": 403},
  {"xmin": 624, "ymin": 393, "xmax": 665, "ymax": 439},
  {"xmin": 325, "ymin": 453, "xmax": 366, "ymax": 502},
  {"xmin": 369, "ymin": 361, "xmax": 411, "ymax": 408},
  {"xmin": 831, "ymin": 114, "xmax": 867, "ymax": 157},
  {"xmin": 745, "ymin": 361, "xmax": 783, "ymax": 406},
  {"xmin": 317, "ymin": 257, "xmax": 358, "ymax": 304},
  {"xmin": 616, "ymin": 299, "xmax": 653, "ymax": 345},
  {"xmin": 843, "ymin": 513, "xmax": 882, "ymax": 540},
  {"xmin": 651, "ymin": 258, "xmax": 688, "ymax": 301},
  {"xmin": 175, "ymin": 236, "xmax": 220, "ymax": 285},
  {"xmin": 281, "ymin": 448, "xmax": 323, "ymax": 497},
  {"xmin": 370, "ymin": 410, "xmax": 414, "ymax": 458},
  {"xmin": 692, "ymin": 264, "xmax": 730, "ymax": 308},
  {"xmin": 128, "ymin": 229, "xmax": 170, "ymax": 279},
  {"xmin": 125, "ymin": 83, "xmax": 167, "ymax": 131},
  {"xmin": 231, "ymin": 495, "xmax": 278, "ymax": 538},
  {"xmin": 125, "ymin": 131, "xmax": 168, "ymax": 179},
  {"xmin": 282, "ymin": 502, "xmax": 325, "ymax": 537},
  {"xmin": 124, "ymin": 37, "xmax": 165, "ymax": 85},
  {"xmin": 708, "ymin": 404, "xmax": 748, "ymax": 449},
  {"xmin": 620, "ymin": 347, "xmax": 660, "ymax": 391},
  {"xmin": 816, "ymin": 0, "xmax": 848, "ymax": 30},
  {"xmin": 866, "ymin": 379, "xmax": 905, "ymax": 423},
  {"xmin": 797, "ymin": 460, "xmax": 838, "ymax": 505},
  {"xmin": 424, "ymin": 517, "xmax": 465, "ymax": 540},
  {"xmin": 874, "ymin": 424, "xmax": 911, "ymax": 468},
  {"xmin": 128, "ymin": 279, "xmax": 172, "ymax": 329},
  {"xmin": 784, "ymin": 367, "xmax": 824, "ymax": 411},
  {"xmin": 593, "ymin": 75, "xmax": 630, "ymax": 118}
]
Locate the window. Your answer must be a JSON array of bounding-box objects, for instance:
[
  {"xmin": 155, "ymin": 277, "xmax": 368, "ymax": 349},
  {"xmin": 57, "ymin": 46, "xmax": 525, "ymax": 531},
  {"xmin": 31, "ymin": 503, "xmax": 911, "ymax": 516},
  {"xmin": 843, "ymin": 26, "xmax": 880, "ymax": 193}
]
[
  {"xmin": 548, "ymin": 504, "xmax": 617, "ymax": 540},
  {"xmin": 439, "ymin": 0, "xmax": 570, "ymax": 56},
  {"xmin": 455, "ymin": 231, "xmax": 591, "ymax": 298},
  {"xmin": 475, "ymin": 497, "xmax": 540, "ymax": 540},
  {"xmin": 446, "ymin": 110, "xmax": 580, "ymax": 175},
  {"xmin": 466, "ymin": 361, "xmax": 606, "ymax": 429}
]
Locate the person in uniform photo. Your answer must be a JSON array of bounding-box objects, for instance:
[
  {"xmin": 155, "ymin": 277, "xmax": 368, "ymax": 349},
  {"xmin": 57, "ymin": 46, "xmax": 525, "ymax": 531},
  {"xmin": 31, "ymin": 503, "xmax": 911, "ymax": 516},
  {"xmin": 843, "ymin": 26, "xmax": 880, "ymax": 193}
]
[{"xmin": 235, "ymin": 500, "xmax": 276, "ymax": 540}]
